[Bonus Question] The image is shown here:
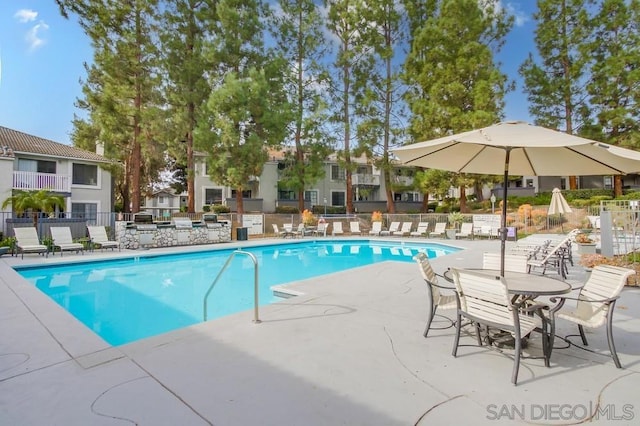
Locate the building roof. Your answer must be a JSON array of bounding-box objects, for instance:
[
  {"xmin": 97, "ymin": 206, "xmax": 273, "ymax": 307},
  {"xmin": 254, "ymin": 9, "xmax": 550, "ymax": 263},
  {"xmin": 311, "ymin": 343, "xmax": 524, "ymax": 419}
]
[{"xmin": 0, "ymin": 126, "xmax": 111, "ymax": 163}]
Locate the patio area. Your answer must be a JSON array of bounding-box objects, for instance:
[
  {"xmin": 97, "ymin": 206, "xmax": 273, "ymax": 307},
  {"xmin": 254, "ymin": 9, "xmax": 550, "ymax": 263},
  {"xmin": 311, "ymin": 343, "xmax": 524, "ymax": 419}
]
[{"xmin": 1, "ymin": 237, "xmax": 638, "ymax": 425}]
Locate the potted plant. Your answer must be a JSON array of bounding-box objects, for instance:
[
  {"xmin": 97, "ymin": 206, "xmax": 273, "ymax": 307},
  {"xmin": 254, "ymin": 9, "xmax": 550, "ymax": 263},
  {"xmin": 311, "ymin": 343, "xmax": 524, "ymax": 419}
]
[
  {"xmin": 575, "ymin": 232, "xmax": 597, "ymax": 254},
  {"xmin": 447, "ymin": 211, "xmax": 464, "ymax": 239}
]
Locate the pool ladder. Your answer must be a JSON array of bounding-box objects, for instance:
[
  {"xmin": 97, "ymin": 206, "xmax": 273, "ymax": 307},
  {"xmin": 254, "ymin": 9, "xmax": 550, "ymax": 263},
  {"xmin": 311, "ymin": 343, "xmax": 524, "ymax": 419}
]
[{"xmin": 203, "ymin": 250, "xmax": 261, "ymax": 324}]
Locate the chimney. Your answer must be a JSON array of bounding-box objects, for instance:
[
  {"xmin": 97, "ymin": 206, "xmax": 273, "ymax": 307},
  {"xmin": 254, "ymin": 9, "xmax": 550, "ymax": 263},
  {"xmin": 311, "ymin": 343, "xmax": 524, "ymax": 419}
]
[{"xmin": 96, "ymin": 141, "xmax": 104, "ymax": 156}]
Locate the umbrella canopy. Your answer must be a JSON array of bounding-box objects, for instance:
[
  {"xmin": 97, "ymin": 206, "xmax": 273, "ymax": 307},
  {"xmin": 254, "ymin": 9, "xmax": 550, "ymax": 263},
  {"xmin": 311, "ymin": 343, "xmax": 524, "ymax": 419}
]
[
  {"xmin": 392, "ymin": 121, "xmax": 640, "ymax": 275},
  {"xmin": 548, "ymin": 188, "xmax": 572, "ymax": 216}
]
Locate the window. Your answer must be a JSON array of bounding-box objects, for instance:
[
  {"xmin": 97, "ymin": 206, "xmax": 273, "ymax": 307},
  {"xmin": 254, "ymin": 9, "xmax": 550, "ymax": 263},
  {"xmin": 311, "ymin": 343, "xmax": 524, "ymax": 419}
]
[
  {"xmin": 304, "ymin": 190, "xmax": 318, "ymax": 205},
  {"xmin": 71, "ymin": 203, "xmax": 97, "ymax": 223},
  {"xmin": 278, "ymin": 190, "xmax": 295, "ymax": 200},
  {"xmin": 72, "ymin": 163, "xmax": 98, "ymax": 185},
  {"xmin": 158, "ymin": 196, "xmax": 166, "ymax": 204},
  {"xmin": 331, "ymin": 191, "xmax": 345, "ymax": 206},
  {"xmin": 604, "ymin": 176, "xmax": 613, "ymax": 190},
  {"xmin": 205, "ymin": 188, "xmax": 223, "ymax": 204},
  {"xmin": 18, "ymin": 159, "xmax": 56, "ymax": 174},
  {"xmin": 331, "ymin": 165, "xmax": 345, "ymax": 180},
  {"xmin": 231, "ymin": 189, "xmax": 252, "ymax": 198},
  {"xmin": 526, "ymin": 179, "xmax": 534, "ymax": 188}
]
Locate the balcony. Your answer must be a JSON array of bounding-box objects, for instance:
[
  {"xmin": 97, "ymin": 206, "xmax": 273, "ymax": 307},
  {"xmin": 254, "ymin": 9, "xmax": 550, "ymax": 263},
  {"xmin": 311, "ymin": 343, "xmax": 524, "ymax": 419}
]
[
  {"xmin": 352, "ymin": 174, "xmax": 380, "ymax": 186},
  {"xmin": 13, "ymin": 171, "xmax": 71, "ymax": 192},
  {"xmin": 394, "ymin": 176, "xmax": 414, "ymax": 186}
]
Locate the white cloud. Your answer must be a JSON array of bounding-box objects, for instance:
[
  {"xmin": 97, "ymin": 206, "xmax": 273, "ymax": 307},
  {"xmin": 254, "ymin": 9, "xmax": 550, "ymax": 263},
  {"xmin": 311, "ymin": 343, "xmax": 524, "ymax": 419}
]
[
  {"xmin": 504, "ymin": 2, "xmax": 529, "ymax": 27},
  {"xmin": 14, "ymin": 9, "xmax": 38, "ymax": 23},
  {"xmin": 25, "ymin": 21, "xmax": 49, "ymax": 51}
]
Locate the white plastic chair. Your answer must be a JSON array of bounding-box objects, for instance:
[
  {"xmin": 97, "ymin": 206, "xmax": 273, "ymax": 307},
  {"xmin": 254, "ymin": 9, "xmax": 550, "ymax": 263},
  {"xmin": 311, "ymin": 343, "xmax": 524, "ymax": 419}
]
[
  {"xmin": 332, "ymin": 222, "xmax": 344, "ymax": 236},
  {"xmin": 380, "ymin": 221, "xmax": 400, "ymax": 236},
  {"xmin": 428, "ymin": 222, "xmax": 446, "ymax": 238},
  {"xmin": 455, "ymin": 223, "xmax": 474, "ymax": 239},
  {"xmin": 349, "ymin": 221, "xmax": 363, "ymax": 235},
  {"xmin": 410, "ymin": 222, "xmax": 429, "ymax": 237},
  {"xmin": 393, "ymin": 222, "xmax": 412, "ymax": 236},
  {"xmin": 369, "ymin": 221, "xmax": 382, "ymax": 236}
]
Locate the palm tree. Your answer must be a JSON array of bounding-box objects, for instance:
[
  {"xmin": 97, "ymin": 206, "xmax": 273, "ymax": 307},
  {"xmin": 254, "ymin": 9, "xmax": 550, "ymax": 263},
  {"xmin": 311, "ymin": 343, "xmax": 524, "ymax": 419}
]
[{"xmin": 2, "ymin": 189, "xmax": 65, "ymax": 227}]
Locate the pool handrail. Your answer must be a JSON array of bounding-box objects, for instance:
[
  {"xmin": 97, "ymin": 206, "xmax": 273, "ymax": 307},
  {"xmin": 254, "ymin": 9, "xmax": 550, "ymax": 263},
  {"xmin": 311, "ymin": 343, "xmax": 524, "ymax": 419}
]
[{"xmin": 203, "ymin": 250, "xmax": 261, "ymax": 324}]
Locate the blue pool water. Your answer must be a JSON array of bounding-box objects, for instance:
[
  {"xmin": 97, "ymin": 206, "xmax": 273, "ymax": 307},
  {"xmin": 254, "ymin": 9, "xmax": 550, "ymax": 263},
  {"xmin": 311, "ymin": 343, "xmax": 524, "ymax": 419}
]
[{"xmin": 16, "ymin": 240, "xmax": 458, "ymax": 345}]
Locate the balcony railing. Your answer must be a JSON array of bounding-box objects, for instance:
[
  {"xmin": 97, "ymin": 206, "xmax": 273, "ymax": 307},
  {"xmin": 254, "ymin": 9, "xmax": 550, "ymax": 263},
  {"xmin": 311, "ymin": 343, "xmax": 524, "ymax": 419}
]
[
  {"xmin": 13, "ymin": 171, "xmax": 71, "ymax": 192},
  {"xmin": 352, "ymin": 174, "xmax": 380, "ymax": 186},
  {"xmin": 394, "ymin": 176, "xmax": 414, "ymax": 186}
]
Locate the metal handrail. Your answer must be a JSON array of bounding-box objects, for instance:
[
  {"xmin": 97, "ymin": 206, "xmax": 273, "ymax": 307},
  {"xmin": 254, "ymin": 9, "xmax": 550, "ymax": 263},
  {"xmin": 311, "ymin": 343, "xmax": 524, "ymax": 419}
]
[{"xmin": 203, "ymin": 250, "xmax": 261, "ymax": 323}]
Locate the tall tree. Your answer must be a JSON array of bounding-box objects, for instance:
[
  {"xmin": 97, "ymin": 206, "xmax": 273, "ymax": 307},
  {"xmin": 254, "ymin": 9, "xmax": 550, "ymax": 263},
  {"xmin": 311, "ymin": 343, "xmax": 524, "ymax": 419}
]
[
  {"xmin": 519, "ymin": 0, "xmax": 593, "ymax": 190},
  {"xmin": 197, "ymin": 0, "xmax": 292, "ymax": 215},
  {"xmin": 269, "ymin": 0, "xmax": 333, "ymax": 212},
  {"xmin": 355, "ymin": 0, "xmax": 407, "ymax": 213},
  {"xmin": 158, "ymin": 0, "xmax": 218, "ymax": 213},
  {"xmin": 57, "ymin": 0, "xmax": 163, "ymax": 213},
  {"xmin": 325, "ymin": 0, "xmax": 372, "ymax": 214},
  {"xmin": 403, "ymin": 0, "xmax": 512, "ymax": 210},
  {"xmin": 584, "ymin": 0, "xmax": 640, "ymax": 196}
]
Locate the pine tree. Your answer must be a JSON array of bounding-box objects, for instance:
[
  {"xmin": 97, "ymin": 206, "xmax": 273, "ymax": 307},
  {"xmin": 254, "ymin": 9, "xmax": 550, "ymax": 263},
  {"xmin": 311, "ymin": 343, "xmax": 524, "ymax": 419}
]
[
  {"xmin": 158, "ymin": 0, "xmax": 218, "ymax": 213},
  {"xmin": 197, "ymin": 0, "xmax": 292, "ymax": 215},
  {"xmin": 519, "ymin": 0, "xmax": 593, "ymax": 190},
  {"xmin": 403, "ymin": 0, "xmax": 512, "ymax": 211},
  {"xmin": 269, "ymin": 0, "xmax": 333, "ymax": 213},
  {"xmin": 57, "ymin": 0, "xmax": 164, "ymax": 213}
]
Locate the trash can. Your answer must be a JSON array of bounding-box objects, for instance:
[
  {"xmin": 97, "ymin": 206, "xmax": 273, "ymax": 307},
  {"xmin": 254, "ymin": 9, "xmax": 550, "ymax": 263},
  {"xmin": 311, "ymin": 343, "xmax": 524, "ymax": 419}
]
[{"xmin": 236, "ymin": 227, "xmax": 248, "ymax": 241}]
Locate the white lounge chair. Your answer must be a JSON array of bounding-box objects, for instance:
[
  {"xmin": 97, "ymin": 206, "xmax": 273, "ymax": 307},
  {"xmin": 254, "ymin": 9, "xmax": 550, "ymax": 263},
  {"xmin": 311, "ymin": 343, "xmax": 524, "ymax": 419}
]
[
  {"xmin": 272, "ymin": 224, "xmax": 295, "ymax": 238},
  {"xmin": 349, "ymin": 221, "xmax": 363, "ymax": 235},
  {"xmin": 13, "ymin": 227, "xmax": 48, "ymax": 259},
  {"xmin": 393, "ymin": 222, "xmax": 412, "ymax": 237},
  {"xmin": 87, "ymin": 226, "xmax": 120, "ymax": 251},
  {"xmin": 50, "ymin": 227, "xmax": 84, "ymax": 256},
  {"xmin": 455, "ymin": 223, "xmax": 474, "ymax": 239},
  {"xmin": 380, "ymin": 221, "xmax": 400, "ymax": 236},
  {"xmin": 410, "ymin": 222, "xmax": 429, "ymax": 237},
  {"xmin": 428, "ymin": 222, "xmax": 446, "ymax": 238},
  {"xmin": 312, "ymin": 222, "xmax": 328, "ymax": 237},
  {"xmin": 332, "ymin": 222, "xmax": 344, "ymax": 236},
  {"xmin": 369, "ymin": 221, "xmax": 382, "ymax": 236}
]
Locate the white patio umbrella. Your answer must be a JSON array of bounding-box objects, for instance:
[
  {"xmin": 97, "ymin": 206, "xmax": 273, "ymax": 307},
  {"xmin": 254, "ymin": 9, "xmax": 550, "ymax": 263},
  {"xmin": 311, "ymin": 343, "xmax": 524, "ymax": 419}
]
[
  {"xmin": 548, "ymin": 188, "xmax": 572, "ymax": 231},
  {"xmin": 392, "ymin": 121, "xmax": 640, "ymax": 275}
]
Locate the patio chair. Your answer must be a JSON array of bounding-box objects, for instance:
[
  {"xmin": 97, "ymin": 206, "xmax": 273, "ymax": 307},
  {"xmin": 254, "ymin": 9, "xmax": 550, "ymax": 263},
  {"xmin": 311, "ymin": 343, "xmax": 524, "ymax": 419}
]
[
  {"xmin": 380, "ymin": 221, "xmax": 400, "ymax": 236},
  {"xmin": 50, "ymin": 227, "xmax": 84, "ymax": 256},
  {"xmin": 393, "ymin": 222, "xmax": 413, "ymax": 237},
  {"xmin": 273, "ymin": 224, "xmax": 295, "ymax": 238},
  {"xmin": 369, "ymin": 221, "xmax": 382, "ymax": 236},
  {"xmin": 312, "ymin": 222, "xmax": 328, "ymax": 237},
  {"xmin": 482, "ymin": 252, "xmax": 529, "ymax": 273},
  {"xmin": 455, "ymin": 222, "xmax": 474, "ymax": 239},
  {"xmin": 428, "ymin": 222, "xmax": 447, "ymax": 238},
  {"xmin": 410, "ymin": 222, "xmax": 429, "ymax": 237},
  {"xmin": 13, "ymin": 227, "xmax": 49, "ymax": 259},
  {"xmin": 332, "ymin": 222, "xmax": 344, "ymax": 236},
  {"xmin": 349, "ymin": 221, "xmax": 363, "ymax": 235},
  {"xmin": 449, "ymin": 268, "xmax": 548, "ymax": 385},
  {"xmin": 547, "ymin": 265, "xmax": 634, "ymax": 368},
  {"xmin": 87, "ymin": 226, "xmax": 120, "ymax": 251},
  {"xmin": 294, "ymin": 223, "xmax": 307, "ymax": 238},
  {"xmin": 527, "ymin": 231, "xmax": 577, "ymax": 279},
  {"xmin": 414, "ymin": 253, "xmax": 457, "ymax": 338}
]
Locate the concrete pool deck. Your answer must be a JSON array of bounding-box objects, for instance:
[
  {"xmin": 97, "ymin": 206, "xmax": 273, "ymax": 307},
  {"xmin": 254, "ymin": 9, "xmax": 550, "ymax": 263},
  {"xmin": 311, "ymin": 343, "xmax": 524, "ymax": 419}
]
[{"xmin": 1, "ymin": 237, "xmax": 639, "ymax": 425}]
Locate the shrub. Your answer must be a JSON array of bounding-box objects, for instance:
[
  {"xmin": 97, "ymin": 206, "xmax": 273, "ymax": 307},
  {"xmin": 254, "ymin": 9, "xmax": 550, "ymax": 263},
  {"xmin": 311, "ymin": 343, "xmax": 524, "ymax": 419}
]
[
  {"xmin": 275, "ymin": 205, "xmax": 299, "ymax": 214},
  {"xmin": 301, "ymin": 209, "xmax": 317, "ymax": 226},
  {"xmin": 371, "ymin": 211, "xmax": 383, "ymax": 222},
  {"xmin": 211, "ymin": 204, "xmax": 231, "ymax": 213}
]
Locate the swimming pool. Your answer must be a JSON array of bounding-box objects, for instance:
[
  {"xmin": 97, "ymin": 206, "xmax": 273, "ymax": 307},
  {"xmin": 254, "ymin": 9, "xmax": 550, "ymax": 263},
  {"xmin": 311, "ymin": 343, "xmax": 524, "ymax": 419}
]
[{"xmin": 16, "ymin": 240, "xmax": 458, "ymax": 345}]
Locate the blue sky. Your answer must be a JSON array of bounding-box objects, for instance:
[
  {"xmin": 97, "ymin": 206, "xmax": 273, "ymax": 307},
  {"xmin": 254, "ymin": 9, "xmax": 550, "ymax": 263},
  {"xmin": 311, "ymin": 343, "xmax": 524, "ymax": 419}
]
[{"xmin": 0, "ymin": 1, "xmax": 536, "ymax": 146}]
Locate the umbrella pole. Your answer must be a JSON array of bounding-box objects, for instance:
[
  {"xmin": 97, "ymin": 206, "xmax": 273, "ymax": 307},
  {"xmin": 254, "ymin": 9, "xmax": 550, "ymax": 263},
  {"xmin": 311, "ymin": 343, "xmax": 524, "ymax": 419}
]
[{"xmin": 500, "ymin": 149, "xmax": 511, "ymax": 277}]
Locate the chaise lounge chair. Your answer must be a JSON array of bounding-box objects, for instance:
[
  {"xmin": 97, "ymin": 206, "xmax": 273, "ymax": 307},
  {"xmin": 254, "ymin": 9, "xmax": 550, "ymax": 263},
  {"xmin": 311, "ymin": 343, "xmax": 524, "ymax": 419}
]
[
  {"xmin": 87, "ymin": 226, "xmax": 120, "ymax": 251},
  {"xmin": 50, "ymin": 227, "xmax": 85, "ymax": 256},
  {"xmin": 13, "ymin": 227, "xmax": 49, "ymax": 259},
  {"xmin": 428, "ymin": 222, "xmax": 446, "ymax": 238}
]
